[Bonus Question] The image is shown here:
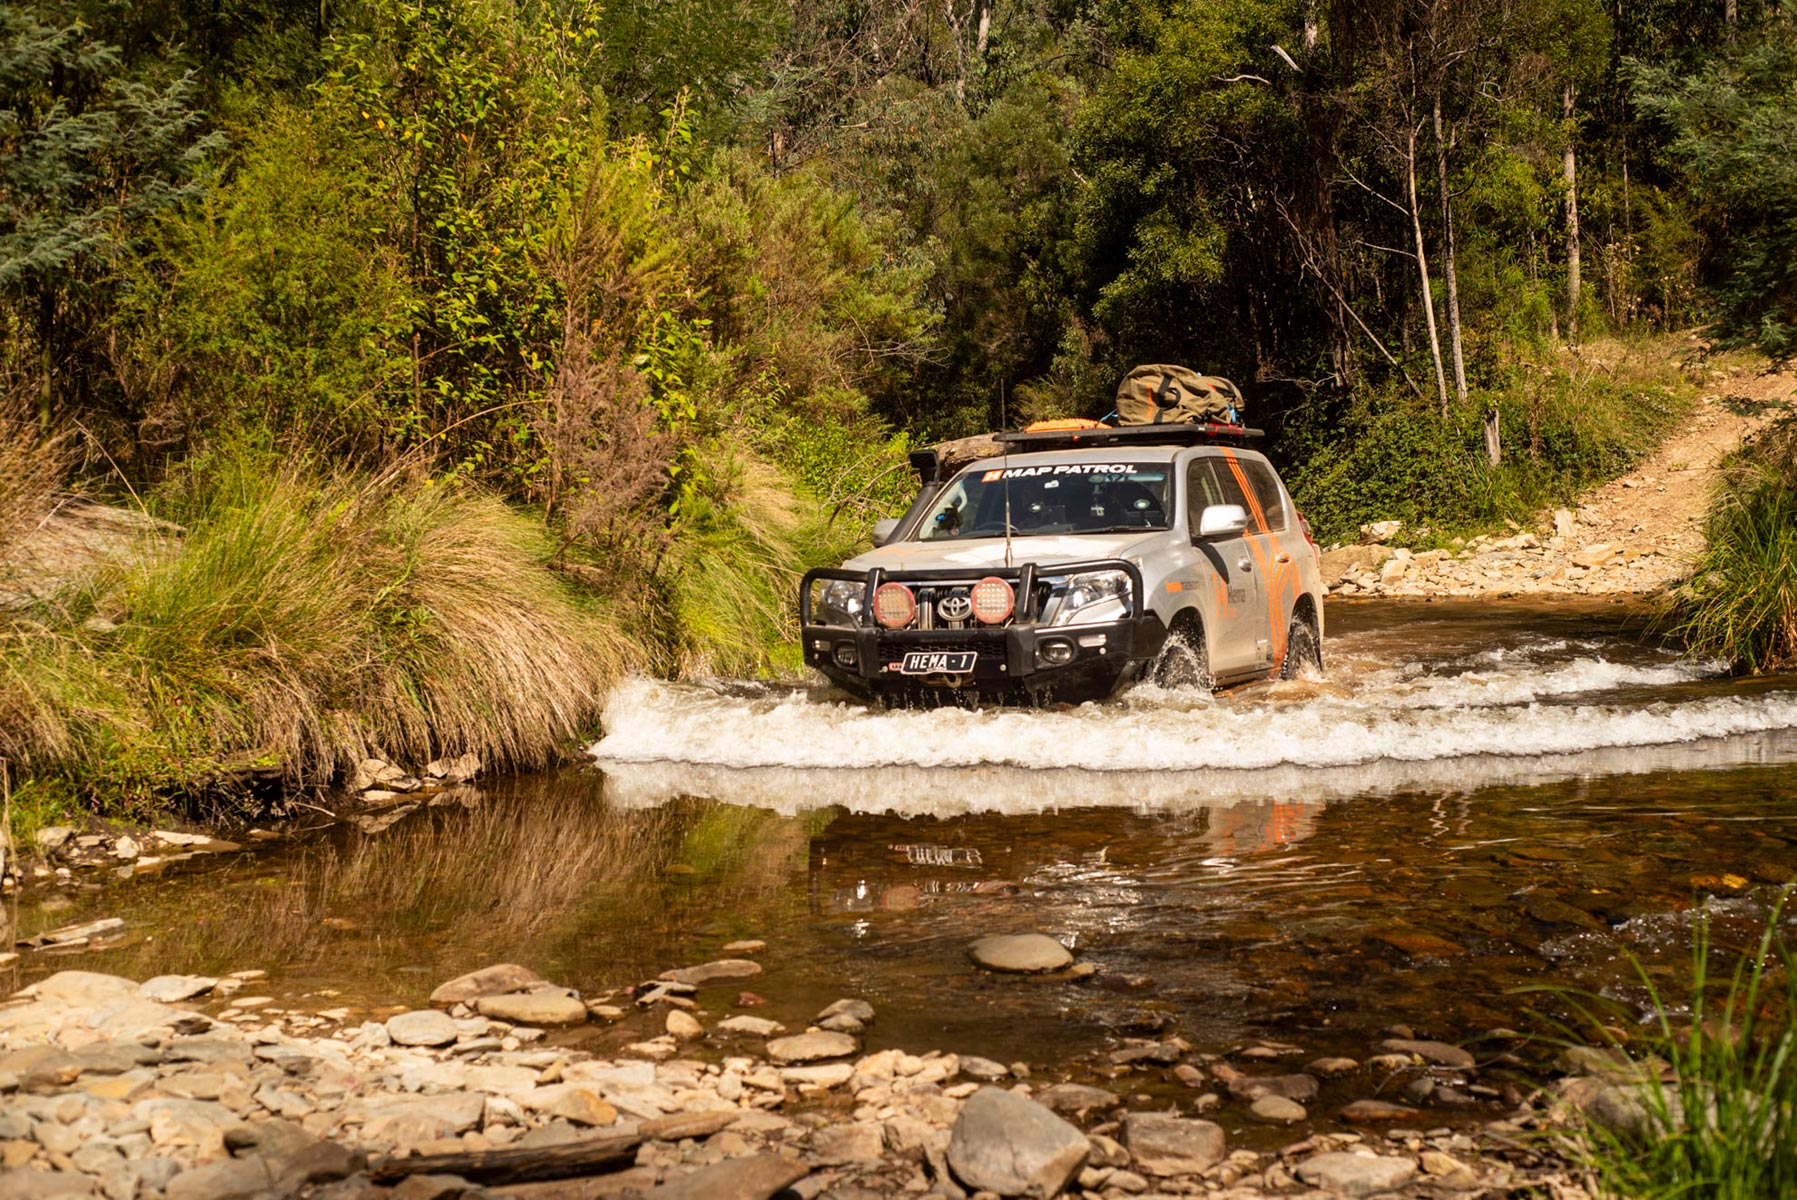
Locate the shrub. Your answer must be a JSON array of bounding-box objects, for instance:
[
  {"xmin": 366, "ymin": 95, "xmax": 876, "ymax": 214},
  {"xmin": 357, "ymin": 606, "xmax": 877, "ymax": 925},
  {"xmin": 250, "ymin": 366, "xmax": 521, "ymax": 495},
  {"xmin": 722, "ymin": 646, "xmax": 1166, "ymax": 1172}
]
[
  {"xmin": 1668, "ymin": 416, "xmax": 1797, "ymax": 672},
  {"xmin": 0, "ymin": 449, "xmax": 645, "ymax": 816}
]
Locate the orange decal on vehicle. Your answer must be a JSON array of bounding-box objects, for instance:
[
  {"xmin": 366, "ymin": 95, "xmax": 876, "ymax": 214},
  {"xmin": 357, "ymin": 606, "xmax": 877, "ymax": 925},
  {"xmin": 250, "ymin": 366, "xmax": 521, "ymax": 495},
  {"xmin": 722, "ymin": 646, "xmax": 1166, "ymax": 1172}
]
[{"xmin": 1165, "ymin": 580, "xmax": 1184, "ymax": 593}]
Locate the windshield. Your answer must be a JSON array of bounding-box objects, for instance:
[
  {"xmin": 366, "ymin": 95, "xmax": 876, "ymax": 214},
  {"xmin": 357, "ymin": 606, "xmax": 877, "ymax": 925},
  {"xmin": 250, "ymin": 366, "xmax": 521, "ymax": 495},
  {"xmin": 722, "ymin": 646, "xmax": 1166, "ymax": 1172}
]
[{"xmin": 916, "ymin": 461, "xmax": 1172, "ymax": 541}]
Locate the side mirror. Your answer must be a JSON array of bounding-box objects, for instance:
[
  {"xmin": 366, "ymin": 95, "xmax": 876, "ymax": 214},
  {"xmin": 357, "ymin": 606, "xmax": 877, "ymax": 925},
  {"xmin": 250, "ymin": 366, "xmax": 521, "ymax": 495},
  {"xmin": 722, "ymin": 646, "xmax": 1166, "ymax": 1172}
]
[
  {"xmin": 871, "ymin": 518, "xmax": 899, "ymax": 547},
  {"xmin": 1197, "ymin": 504, "xmax": 1248, "ymax": 539}
]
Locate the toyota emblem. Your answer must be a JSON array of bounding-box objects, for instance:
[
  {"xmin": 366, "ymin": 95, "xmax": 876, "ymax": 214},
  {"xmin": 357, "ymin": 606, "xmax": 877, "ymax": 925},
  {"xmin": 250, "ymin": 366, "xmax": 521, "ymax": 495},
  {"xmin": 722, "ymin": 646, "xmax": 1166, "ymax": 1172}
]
[{"xmin": 936, "ymin": 594, "xmax": 974, "ymax": 621}]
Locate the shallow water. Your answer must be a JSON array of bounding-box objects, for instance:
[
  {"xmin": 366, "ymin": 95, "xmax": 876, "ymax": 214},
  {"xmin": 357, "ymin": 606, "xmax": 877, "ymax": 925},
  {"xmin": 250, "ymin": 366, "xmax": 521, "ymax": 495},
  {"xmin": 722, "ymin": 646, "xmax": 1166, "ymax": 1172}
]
[{"xmin": 11, "ymin": 600, "xmax": 1797, "ymax": 1116}]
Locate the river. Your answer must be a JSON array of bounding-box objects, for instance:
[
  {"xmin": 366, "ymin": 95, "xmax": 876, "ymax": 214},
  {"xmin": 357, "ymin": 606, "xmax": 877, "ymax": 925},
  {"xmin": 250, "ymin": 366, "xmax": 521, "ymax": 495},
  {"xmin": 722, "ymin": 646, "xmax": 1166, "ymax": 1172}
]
[{"xmin": 11, "ymin": 599, "xmax": 1797, "ymax": 1119}]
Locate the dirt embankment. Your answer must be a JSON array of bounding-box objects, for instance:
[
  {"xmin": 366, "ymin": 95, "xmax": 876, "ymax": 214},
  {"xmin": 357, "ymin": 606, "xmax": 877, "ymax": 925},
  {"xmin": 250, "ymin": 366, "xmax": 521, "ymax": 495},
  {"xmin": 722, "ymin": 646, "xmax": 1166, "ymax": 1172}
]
[{"xmin": 1320, "ymin": 364, "xmax": 1797, "ymax": 601}]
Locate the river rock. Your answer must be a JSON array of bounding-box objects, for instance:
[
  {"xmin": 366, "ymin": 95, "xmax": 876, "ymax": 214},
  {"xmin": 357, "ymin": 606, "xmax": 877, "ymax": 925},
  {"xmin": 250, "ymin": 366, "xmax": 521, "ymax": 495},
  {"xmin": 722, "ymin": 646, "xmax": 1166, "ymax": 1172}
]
[
  {"xmin": 1123, "ymin": 1112, "xmax": 1226, "ymax": 1176},
  {"xmin": 1378, "ymin": 1038, "xmax": 1475, "ymax": 1069},
  {"xmin": 1226, "ymin": 1072, "xmax": 1319, "ymax": 1103},
  {"xmin": 1250, "ymin": 1094, "xmax": 1307, "ymax": 1123},
  {"xmin": 429, "ymin": 963, "xmax": 543, "ymax": 1007},
  {"xmin": 26, "ymin": 970, "xmax": 140, "ymax": 1007},
  {"xmin": 138, "ymin": 975, "xmax": 219, "ymax": 1004},
  {"xmin": 660, "ymin": 959, "xmax": 763, "ymax": 987},
  {"xmin": 1295, "ymin": 1152, "xmax": 1418, "ymax": 1196},
  {"xmin": 1308, "ymin": 1057, "xmax": 1360, "ymax": 1076},
  {"xmin": 766, "ymin": 1032, "xmax": 858, "ymax": 1063},
  {"xmin": 475, "ymin": 991, "xmax": 587, "ymax": 1026},
  {"xmin": 717, "ymin": 1015, "xmax": 784, "ymax": 1037},
  {"xmin": 387, "ymin": 1009, "xmax": 459, "ymax": 1047},
  {"xmin": 665, "ymin": 1010, "xmax": 704, "ymax": 1040},
  {"xmin": 1340, "ymin": 1099, "xmax": 1421, "ymax": 1123},
  {"xmin": 164, "ymin": 1156, "xmax": 282, "ymax": 1200},
  {"xmin": 1036, "ymin": 1083, "xmax": 1121, "ymax": 1118},
  {"xmin": 424, "ymin": 753, "xmax": 481, "ymax": 782},
  {"xmin": 960, "ymin": 1056, "xmax": 1010, "ymax": 1081},
  {"xmin": 33, "ymin": 826, "xmax": 75, "ymax": 853},
  {"xmin": 968, "ymin": 933, "xmax": 1073, "ymax": 973},
  {"xmin": 644, "ymin": 1154, "xmax": 809, "ymax": 1200},
  {"xmin": 946, "ymin": 1086, "xmax": 1089, "ymax": 1197},
  {"xmin": 817, "ymin": 998, "xmax": 874, "ymax": 1024},
  {"xmin": 0, "ymin": 1169, "xmax": 95, "ymax": 1198}
]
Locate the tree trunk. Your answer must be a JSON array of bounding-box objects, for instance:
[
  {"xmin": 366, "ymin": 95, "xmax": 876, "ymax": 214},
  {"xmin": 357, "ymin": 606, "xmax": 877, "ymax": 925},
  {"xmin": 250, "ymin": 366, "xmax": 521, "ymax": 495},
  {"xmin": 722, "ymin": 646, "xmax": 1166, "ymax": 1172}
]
[
  {"xmin": 1725, "ymin": 0, "xmax": 1737, "ymax": 40},
  {"xmin": 1304, "ymin": 0, "xmax": 1320, "ymax": 51},
  {"xmin": 1405, "ymin": 126, "xmax": 1450, "ymax": 416},
  {"xmin": 976, "ymin": 0, "xmax": 991, "ymax": 58},
  {"xmin": 1563, "ymin": 82, "xmax": 1581, "ymax": 345},
  {"xmin": 1483, "ymin": 406, "xmax": 1501, "ymax": 466},
  {"xmin": 1433, "ymin": 94, "xmax": 1468, "ymax": 408}
]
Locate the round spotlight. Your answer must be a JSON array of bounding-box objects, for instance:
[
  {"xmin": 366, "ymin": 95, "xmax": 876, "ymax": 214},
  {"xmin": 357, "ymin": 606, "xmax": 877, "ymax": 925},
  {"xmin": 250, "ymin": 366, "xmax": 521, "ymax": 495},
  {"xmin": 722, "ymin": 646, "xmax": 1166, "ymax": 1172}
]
[
  {"xmin": 872, "ymin": 582, "xmax": 917, "ymax": 629},
  {"xmin": 971, "ymin": 576, "xmax": 1015, "ymax": 624},
  {"xmin": 1038, "ymin": 639, "xmax": 1075, "ymax": 666}
]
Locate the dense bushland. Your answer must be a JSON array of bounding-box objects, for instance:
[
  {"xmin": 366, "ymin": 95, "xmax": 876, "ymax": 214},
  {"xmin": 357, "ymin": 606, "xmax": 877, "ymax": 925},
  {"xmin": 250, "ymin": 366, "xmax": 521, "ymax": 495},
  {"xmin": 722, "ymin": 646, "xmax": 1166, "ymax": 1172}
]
[{"xmin": 1, "ymin": 0, "xmax": 1792, "ymax": 816}]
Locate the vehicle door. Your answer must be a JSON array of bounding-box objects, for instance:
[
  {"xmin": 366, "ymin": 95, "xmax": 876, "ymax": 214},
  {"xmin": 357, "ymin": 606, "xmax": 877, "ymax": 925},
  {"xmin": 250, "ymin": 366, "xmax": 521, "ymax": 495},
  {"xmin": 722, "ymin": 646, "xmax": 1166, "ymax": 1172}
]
[
  {"xmin": 1230, "ymin": 453, "xmax": 1304, "ymax": 670},
  {"xmin": 1185, "ymin": 455, "xmax": 1270, "ymax": 676}
]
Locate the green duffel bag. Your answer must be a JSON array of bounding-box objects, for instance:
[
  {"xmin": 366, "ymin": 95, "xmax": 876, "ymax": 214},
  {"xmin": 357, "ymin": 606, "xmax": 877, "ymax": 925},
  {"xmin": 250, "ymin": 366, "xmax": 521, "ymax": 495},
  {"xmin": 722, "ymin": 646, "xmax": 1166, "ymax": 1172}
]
[{"xmin": 1114, "ymin": 364, "xmax": 1244, "ymax": 426}]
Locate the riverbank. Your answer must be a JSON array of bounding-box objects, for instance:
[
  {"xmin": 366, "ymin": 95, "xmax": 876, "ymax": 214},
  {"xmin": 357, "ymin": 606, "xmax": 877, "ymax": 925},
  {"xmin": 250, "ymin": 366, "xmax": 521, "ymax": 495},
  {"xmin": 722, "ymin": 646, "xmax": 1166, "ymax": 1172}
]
[
  {"xmin": 1318, "ymin": 370, "xmax": 1797, "ymax": 602},
  {"xmin": 0, "ymin": 958, "xmax": 1614, "ymax": 1200}
]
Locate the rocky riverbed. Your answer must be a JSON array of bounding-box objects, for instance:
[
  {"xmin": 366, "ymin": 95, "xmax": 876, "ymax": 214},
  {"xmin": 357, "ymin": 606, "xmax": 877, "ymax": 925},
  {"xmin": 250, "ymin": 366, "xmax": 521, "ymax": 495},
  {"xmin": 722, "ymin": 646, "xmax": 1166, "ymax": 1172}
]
[{"xmin": 0, "ymin": 952, "xmax": 1629, "ymax": 1200}]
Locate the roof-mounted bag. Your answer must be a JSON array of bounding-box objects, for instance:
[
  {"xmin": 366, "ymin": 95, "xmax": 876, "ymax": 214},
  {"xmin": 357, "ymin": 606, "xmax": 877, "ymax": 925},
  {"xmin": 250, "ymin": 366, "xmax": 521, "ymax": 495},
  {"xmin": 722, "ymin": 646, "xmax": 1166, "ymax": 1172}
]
[{"xmin": 1114, "ymin": 364, "xmax": 1243, "ymax": 426}]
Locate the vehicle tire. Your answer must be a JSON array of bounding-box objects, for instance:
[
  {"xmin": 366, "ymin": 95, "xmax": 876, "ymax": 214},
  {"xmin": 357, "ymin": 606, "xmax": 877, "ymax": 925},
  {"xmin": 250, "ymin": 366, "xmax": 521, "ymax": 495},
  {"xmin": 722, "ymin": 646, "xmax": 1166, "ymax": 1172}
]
[
  {"xmin": 1280, "ymin": 613, "xmax": 1323, "ymax": 680},
  {"xmin": 1152, "ymin": 618, "xmax": 1211, "ymax": 689}
]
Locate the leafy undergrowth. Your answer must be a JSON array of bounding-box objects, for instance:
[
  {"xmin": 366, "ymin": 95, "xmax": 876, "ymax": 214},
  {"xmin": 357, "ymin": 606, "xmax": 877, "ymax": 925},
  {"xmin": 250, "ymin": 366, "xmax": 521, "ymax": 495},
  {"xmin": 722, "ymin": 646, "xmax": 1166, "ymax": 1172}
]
[
  {"xmin": 1668, "ymin": 415, "xmax": 1797, "ymax": 673},
  {"xmin": 0, "ymin": 455, "xmax": 647, "ymax": 821},
  {"xmin": 1287, "ymin": 334, "xmax": 1714, "ymax": 544}
]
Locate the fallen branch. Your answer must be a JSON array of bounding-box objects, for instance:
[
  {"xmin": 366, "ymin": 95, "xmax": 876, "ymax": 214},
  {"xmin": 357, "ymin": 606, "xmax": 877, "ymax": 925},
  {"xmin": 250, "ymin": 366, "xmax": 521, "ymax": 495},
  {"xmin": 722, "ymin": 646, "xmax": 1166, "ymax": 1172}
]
[{"xmin": 368, "ymin": 1112, "xmax": 740, "ymax": 1185}]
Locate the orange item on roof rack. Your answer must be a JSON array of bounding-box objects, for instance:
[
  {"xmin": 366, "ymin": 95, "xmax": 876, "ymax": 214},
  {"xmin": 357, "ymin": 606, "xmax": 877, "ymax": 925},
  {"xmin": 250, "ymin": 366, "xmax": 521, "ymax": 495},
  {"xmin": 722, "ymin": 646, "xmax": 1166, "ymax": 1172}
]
[{"xmin": 1022, "ymin": 417, "xmax": 1107, "ymax": 432}]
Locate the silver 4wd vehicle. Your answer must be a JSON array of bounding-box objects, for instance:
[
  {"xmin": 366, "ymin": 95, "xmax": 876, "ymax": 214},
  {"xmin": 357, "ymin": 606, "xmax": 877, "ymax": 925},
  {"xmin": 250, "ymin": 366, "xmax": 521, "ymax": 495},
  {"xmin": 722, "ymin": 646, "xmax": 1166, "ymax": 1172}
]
[{"xmin": 799, "ymin": 424, "xmax": 1325, "ymax": 704}]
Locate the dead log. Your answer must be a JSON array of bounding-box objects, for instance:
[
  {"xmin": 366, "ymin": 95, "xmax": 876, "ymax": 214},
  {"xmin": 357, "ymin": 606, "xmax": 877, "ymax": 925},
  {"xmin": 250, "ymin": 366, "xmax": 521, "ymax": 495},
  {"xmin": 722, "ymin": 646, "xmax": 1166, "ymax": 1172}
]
[{"xmin": 367, "ymin": 1112, "xmax": 741, "ymax": 1186}]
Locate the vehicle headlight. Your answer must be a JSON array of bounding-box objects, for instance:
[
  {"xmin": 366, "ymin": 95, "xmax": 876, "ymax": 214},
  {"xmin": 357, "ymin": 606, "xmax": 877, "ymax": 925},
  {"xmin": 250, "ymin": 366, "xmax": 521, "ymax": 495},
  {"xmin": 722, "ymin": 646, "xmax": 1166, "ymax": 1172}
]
[
  {"xmin": 1047, "ymin": 570, "xmax": 1131, "ymax": 626},
  {"xmin": 820, "ymin": 579, "xmax": 864, "ymax": 626}
]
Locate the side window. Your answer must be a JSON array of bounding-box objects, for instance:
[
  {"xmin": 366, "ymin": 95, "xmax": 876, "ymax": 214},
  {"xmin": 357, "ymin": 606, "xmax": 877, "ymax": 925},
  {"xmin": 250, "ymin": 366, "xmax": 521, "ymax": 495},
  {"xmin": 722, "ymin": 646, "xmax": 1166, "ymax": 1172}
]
[
  {"xmin": 1187, "ymin": 458, "xmax": 1247, "ymax": 532},
  {"xmin": 1240, "ymin": 461, "xmax": 1288, "ymax": 532}
]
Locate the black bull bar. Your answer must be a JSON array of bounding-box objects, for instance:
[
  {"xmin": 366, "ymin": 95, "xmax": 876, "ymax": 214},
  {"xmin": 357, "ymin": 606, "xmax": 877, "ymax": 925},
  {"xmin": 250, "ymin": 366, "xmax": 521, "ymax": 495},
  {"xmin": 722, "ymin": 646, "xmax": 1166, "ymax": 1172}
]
[{"xmin": 798, "ymin": 559, "xmax": 1148, "ymax": 627}]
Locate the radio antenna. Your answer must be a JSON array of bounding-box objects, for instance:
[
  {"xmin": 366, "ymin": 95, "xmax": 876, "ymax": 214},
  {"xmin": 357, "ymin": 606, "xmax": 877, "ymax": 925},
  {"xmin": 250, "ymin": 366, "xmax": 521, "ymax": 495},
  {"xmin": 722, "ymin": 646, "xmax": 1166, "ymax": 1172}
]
[{"xmin": 1001, "ymin": 380, "xmax": 1014, "ymax": 569}]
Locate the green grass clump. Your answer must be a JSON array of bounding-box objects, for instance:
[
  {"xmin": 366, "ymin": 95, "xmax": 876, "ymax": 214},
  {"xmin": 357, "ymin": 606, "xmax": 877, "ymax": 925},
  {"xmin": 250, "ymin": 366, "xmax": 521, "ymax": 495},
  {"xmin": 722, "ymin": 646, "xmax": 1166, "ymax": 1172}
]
[
  {"xmin": 1561, "ymin": 895, "xmax": 1797, "ymax": 1200},
  {"xmin": 1669, "ymin": 417, "xmax": 1797, "ymax": 673},
  {"xmin": 0, "ymin": 451, "xmax": 646, "ymax": 817}
]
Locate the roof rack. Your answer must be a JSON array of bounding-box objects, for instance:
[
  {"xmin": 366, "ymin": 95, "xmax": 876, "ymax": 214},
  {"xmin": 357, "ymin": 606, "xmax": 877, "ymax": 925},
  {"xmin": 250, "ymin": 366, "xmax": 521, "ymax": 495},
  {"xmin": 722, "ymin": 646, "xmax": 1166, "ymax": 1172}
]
[{"xmin": 993, "ymin": 423, "xmax": 1264, "ymax": 451}]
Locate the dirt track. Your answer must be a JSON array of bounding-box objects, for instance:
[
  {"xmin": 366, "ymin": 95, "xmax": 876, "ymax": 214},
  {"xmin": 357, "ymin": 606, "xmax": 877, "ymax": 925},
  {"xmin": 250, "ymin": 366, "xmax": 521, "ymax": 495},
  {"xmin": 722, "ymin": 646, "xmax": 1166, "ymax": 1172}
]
[{"xmin": 1321, "ymin": 360, "xmax": 1797, "ymax": 600}]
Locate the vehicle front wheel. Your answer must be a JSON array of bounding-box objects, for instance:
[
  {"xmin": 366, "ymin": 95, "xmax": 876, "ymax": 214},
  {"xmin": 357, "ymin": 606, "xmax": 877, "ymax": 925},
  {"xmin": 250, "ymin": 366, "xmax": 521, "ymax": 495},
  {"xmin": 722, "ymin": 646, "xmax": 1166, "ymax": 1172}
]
[
  {"xmin": 1152, "ymin": 621, "xmax": 1212, "ymax": 689},
  {"xmin": 1280, "ymin": 614, "xmax": 1323, "ymax": 679}
]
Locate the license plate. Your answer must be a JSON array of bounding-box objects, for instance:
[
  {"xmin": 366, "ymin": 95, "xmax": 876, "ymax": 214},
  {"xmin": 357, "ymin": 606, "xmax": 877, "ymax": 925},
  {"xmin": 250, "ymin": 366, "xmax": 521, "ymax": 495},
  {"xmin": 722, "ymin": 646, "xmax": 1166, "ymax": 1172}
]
[{"xmin": 899, "ymin": 651, "xmax": 977, "ymax": 675}]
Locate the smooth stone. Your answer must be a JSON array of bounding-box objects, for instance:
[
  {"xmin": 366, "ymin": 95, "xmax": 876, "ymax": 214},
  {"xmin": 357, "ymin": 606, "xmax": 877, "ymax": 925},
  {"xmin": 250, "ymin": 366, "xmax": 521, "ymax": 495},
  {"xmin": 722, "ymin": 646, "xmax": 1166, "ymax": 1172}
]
[
  {"xmin": 642, "ymin": 1154, "xmax": 809, "ymax": 1200},
  {"xmin": 138, "ymin": 975, "xmax": 219, "ymax": 1004},
  {"xmin": 0, "ymin": 1169, "xmax": 95, "ymax": 1198},
  {"xmin": 387, "ymin": 1009, "xmax": 459, "ymax": 1047},
  {"xmin": 659, "ymin": 960, "xmax": 763, "ymax": 988},
  {"xmin": 1307, "ymin": 1057, "xmax": 1360, "ymax": 1077},
  {"xmin": 1250, "ymin": 1094, "xmax": 1307, "ymax": 1124},
  {"xmin": 959, "ymin": 1056, "xmax": 1010, "ymax": 1081},
  {"xmin": 779, "ymin": 1064, "xmax": 855, "ymax": 1088},
  {"xmin": 1123, "ymin": 1112, "xmax": 1227, "ymax": 1176},
  {"xmin": 816, "ymin": 998, "xmax": 874, "ymax": 1024},
  {"xmin": 967, "ymin": 933, "xmax": 1073, "ymax": 973},
  {"xmin": 1295, "ymin": 1152, "xmax": 1419, "ymax": 1196},
  {"xmin": 430, "ymin": 964, "xmax": 544, "ymax": 1007},
  {"xmin": 475, "ymin": 992, "xmax": 587, "ymax": 1026},
  {"xmin": 1339, "ymin": 1099, "xmax": 1422, "ymax": 1123},
  {"xmin": 24, "ymin": 972, "xmax": 139, "ymax": 1007},
  {"xmin": 765, "ymin": 1032, "xmax": 857, "ymax": 1064},
  {"xmin": 1226, "ymin": 1073, "xmax": 1319, "ymax": 1103},
  {"xmin": 1378, "ymin": 1038, "xmax": 1475, "ymax": 1069},
  {"xmin": 1035, "ymin": 1083, "xmax": 1121, "ymax": 1117},
  {"xmin": 717, "ymin": 1016, "xmax": 784, "ymax": 1037},
  {"xmin": 164, "ymin": 1157, "xmax": 280, "ymax": 1200},
  {"xmin": 946, "ymin": 1086, "xmax": 1089, "ymax": 1197},
  {"xmin": 665, "ymin": 1010, "xmax": 704, "ymax": 1040}
]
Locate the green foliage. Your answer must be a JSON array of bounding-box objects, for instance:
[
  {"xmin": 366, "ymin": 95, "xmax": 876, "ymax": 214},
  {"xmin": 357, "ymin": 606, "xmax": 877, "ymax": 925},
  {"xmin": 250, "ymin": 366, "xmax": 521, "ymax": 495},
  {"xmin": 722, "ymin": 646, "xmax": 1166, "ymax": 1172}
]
[
  {"xmin": 0, "ymin": 445, "xmax": 646, "ymax": 816},
  {"xmin": 1669, "ymin": 416, "xmax": 1797, "ymax": 672},
  {"xmin": 1631, "ymin": 24, "xmax": 1797, "ymax": 355}
]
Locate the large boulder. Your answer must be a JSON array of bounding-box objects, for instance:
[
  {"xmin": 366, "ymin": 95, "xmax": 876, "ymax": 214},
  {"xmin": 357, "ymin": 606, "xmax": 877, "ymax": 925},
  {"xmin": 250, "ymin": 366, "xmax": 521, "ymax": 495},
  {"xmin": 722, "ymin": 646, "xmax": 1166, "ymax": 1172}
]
[
  {"xmin": 429, "ymin": 964, "xmax": 543, "ymax": 1008},
  {"xmin": 946, "ymin": 1086, "xmax": 1088, "ymax": 1197}
]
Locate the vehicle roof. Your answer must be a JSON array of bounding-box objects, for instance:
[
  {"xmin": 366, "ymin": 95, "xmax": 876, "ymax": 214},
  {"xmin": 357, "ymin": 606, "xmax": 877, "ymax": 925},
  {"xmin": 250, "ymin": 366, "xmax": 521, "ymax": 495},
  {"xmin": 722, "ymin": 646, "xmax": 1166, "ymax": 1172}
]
[{"xmin": 956, "ymin": 443, "xmax": 1265, "ymax": 475}]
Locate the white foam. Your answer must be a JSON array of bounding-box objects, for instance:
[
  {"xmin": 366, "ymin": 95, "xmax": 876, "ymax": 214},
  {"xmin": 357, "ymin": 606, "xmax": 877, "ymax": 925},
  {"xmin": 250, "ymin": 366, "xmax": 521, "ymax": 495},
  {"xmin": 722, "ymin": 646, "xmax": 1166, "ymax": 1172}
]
[{"xmin": 590, "ymin": 675, "xmax": 1797, "ymax": 774}]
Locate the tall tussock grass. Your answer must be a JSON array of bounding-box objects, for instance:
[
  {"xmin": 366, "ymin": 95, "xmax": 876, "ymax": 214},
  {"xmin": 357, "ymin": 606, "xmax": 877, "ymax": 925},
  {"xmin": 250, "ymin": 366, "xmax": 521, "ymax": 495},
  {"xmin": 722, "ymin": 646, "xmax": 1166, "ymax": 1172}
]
[
  {"xmin": 1556, "ymin": 893, "xmax": 1797, "ymax": 1200},
  {"xmin": 1669, "ymin": 415, "xmax": 1797, "ymax": 672},
  {"xmin": 1, "ymin": 454, "xmax": 645, "ymax": 813}
]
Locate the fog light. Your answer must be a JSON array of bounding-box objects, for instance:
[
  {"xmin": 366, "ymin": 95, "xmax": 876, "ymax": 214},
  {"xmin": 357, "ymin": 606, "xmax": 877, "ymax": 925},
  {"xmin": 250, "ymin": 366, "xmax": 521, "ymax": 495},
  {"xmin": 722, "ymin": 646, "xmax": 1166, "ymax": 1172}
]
[
  {"xmin": 873, "ymin": 582, "xmax": 916, "ymax": 629},
  {"xmin": 971, "ymin": 576, "xmax": 1015, "ymax": 624},
  {"xmin": 833, "ymin": 643, "xmax": 859, "ymax": 668},
  {"xmin": 1037, "ymin": 639, "xmax": 1075, "ymax": 667}
]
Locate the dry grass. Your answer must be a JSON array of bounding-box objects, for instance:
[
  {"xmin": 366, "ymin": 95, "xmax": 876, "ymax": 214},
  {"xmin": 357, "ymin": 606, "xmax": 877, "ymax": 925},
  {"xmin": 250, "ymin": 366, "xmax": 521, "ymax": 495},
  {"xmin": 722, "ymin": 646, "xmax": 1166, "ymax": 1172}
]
[
  {"xmin": 0, "ymin": 388, "xmax": 73, "ymax": 564},
  {"xmin": 0, "ymin": 453, "xmax": 646, "ymax": 815}
]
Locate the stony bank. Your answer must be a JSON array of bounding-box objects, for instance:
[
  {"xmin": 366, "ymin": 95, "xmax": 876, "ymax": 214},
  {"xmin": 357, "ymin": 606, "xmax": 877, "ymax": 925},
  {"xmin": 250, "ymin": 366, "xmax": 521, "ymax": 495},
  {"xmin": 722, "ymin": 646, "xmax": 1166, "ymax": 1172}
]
[{"xmin": 0, "ymin": 945, "xmax": 1659, "ymax": 1200}]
